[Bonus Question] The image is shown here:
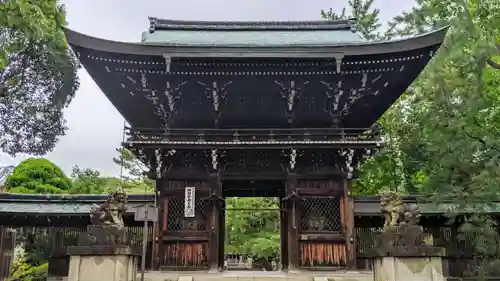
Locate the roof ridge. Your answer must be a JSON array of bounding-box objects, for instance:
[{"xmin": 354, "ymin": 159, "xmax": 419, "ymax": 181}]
[{"xmin": 147, "ymin": 18, "xmax": 357, "ymax": 33}]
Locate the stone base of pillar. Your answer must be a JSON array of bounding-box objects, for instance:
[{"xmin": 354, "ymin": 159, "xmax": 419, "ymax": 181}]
[{"xmin": 67, "ymin": 246, "xmax": 140, "ymax": 281}]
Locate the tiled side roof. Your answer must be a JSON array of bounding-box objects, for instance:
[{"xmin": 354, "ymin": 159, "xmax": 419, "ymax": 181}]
[
  {"xmin": 0, "ymin": 193, "xmax": 155, "ymax": 215},
  {"xmin": 0, "ymin": 192, "xmax": 155, "ymax": 202},
  {"xmin": 0, "ymin": 202, "xmax": 147, "ymax": 215},
  {"xmin": 0, "ymin": 193, "xmax": 497, "ymax": 216}
]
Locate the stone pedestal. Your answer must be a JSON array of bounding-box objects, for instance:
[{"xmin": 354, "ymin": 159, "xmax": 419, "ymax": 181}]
[
  {"xmin": 373, "ymin": 254, "xmax": 445, "ymax": 281},
  {"xmin": 371, "ymin": 225, "xmax": 446, "ymax": 281},
  {"xmin": 67, "ymin": 246, "xmax": 140, "ymax": 281}
]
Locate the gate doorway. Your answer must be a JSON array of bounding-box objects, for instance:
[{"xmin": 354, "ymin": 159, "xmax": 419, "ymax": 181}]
[{"xmin": 220, "ymin": 180, "xmax": 287, "ymax": 271}]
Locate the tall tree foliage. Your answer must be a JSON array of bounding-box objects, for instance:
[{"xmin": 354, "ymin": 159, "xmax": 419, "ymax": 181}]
[
  {"xmin": 4, "ymin": 157, "xmax": 72, "ymax": 193},
  {"xmin": 325, "ymin": 0, "xmax": 500, "ymax": 276},
  {"xmin": 70, "ymin": 166, "xmax": 107, "ymax": 194},
  {"xmin": 70, "ymin": 165, "xmax": 154, "ymax": 194},
  {"xmin": 385, "ymin": 1, "xmax": 500, "ymax": 275},
  {"xmin": 113, "ymin": 147, "xmax": 155, "ymax": 192},
  {"xmin": 0, "ymin": 0, "xmax": 79, "ymax": 155},
  {"xmin": 321, "ymin": 0, "xmax": 383, "ymax": 40},
  {"xmin": 113, "ymin": 147, "xmax": 149, "ymax": 179},
  {"xmin": 225, "ymin": 197, "xmax": 281, "ymax": 263}
]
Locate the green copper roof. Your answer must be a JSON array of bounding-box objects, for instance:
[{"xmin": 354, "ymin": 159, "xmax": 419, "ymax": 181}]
[
  {"xmin": 141, "ymin": 18, "xmax": 363, "ymax": 47},
  {"xmin": 141, "ymin": 30, "xmax": 363, "ymax": 47}
]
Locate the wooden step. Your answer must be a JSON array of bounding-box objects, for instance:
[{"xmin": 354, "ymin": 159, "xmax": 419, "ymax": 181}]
[{"xmin": 142, "ymin": 270, "xmax": 374, "ymax": 281}]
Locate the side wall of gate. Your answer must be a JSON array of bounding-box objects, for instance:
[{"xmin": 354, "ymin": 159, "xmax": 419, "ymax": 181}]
[
  {"xmin": 284, "ymin": 177, "xmax": 354, "ymax": 270},
  {"xmin": 156, "ymin": 179, "xmax": 221, "ymax": 271}
]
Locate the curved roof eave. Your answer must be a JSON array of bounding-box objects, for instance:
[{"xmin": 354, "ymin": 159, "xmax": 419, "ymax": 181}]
[{"xmin": 65, "ymin": 26, "xmax": 449, "ymax": 58}]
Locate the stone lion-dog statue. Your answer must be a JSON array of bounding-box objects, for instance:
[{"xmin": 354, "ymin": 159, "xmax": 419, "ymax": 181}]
[{"xmin": 380, "ymin": 191, "xmax": 421, "ymax": 230}]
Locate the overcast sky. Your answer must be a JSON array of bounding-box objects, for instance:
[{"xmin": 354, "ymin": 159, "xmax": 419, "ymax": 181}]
[{"xmin": 0, "ymin": 0, "xmax": 415, "ymax": 176}]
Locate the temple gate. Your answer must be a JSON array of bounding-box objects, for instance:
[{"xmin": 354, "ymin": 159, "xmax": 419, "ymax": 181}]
[{"xmin": 65, "ymin": 18, "xmax": 447, "ymax": 271}]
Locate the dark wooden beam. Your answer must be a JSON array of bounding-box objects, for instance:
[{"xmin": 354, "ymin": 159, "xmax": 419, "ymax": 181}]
[
  {"xmin": 128, "ymin": 142, "xmax": 381, "ymax": 150},
  {"xmin": 163, "ymin": 170, "xmax": 348, "ymax": 181}
]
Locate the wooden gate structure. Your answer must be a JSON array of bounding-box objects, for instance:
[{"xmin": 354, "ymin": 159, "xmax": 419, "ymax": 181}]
[{"xmin": 65, "ymin": 18, "xmax": 447, "ymax": 271}]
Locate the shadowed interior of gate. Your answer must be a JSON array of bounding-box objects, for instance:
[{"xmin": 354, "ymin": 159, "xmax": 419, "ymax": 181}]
[{"xmin": 222, "ymin": 180, "xmax": 286, "ymax": 198}]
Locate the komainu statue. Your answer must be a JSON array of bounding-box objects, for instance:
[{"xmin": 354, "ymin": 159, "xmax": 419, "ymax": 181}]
[
  {"xmin": 380, "ymin": 191, "xmax": 421, "ymax": 230},
  {"xmin": 89, "ymin": 186, "xmax": 128, "ymax": 229},
  {"xmin": 375, "ymin": 191, "xmax": 444, "ymax": 256},
  {"xmin": 83, "ymin": 186, "xmax": 129, "ymax": 246}
]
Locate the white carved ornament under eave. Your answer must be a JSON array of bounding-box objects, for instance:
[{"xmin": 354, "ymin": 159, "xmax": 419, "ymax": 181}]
[
  {"xmin": 122, "ymin": 75, "xmax": 137, "ymax": 96},
  {"xmin": 340, "ymin": 148, "xmax": 355, "ymax": 179},
  {"xmin": 281, "ymin": 148, "xmax": 299, "ymax": 172},
  {"xmin": 290, "ymin": 148, "xmax": 298, "ymax": 171},
  {"xmin": 141, "ymin": 73, "xmax": 170, "ymax": 127},
  {"xmin": 154, "ymin": 149, "xmax": 163, "ymax": 178},
  {"xmin": 321, "ymin": 80, "xmax": 344, "ymax": 123},
  {"xmin": 197, "ymin": 80, "xmax": 233, "ymax": 113},
  {"xmin": 274, "ymin": 80, "xmax": 309, "ymax": 113},
  {"xmin": 164, "ymin": 80, "xmax": 187, "ymax": 112},
  {"xmin": 154, "ymin": 149, "xmax": 176, "ymax": 176},
  {"xmin": 338, "ymin": 72, "xmax": 383, "ymax": 118},
  {"xmin": 211, "ymin": 149, "xmax": 218, "ymax": 171}
]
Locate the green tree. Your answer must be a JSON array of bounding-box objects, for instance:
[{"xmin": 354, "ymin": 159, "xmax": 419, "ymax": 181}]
[
  {"xmin": 70, "ymin": 165, "xmax": 107, "ymax": 194},
  {"xmin": 5, "ymin": 158, "xmax": 72, "ymax": 193},
  {"xmin": 113, "ymin": 147, "xmax": 155, "ymax": 193},
  {"xmin": 100, "ymin": 177, "xmax": 154, "ymax": 194},
  {"xmin": 9, "ymin": 247, "xmax": 47, "ymax": 281},
  {"xmin": 0, "ymin": 0, "xmax": 80, "ymax": 155},
  {"xmin": 225, "ymin": 197, "xmax": 281, "ymax": 265},
  {"xmin": 323, "ymin": 0, "xmax": 500, "ymax": 276},
  {"xmin": 321, "ymin": 0, "xmax": 383, "ymax": 40},
  {"xmin": 113, "ymin": 147, "xmax": 148, "ymax": 179},
  {"xmin": 70, "ymin": 166, "xmax": 154, "ymax": 194},
  {"xmin": 382, "ymin": 0, "xmax": 500, "ymax": 275}
]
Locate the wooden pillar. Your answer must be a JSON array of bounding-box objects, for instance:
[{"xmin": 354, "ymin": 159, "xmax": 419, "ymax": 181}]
[
  {"xmin": 343, "ymin": 178, "xmax": 356, "ymax": 269},
  {"xmin": 218, "ymin": 200, "xmax": 226, "ymax": 270},
  {"xmin": 0, "ymin": 228, "xmax": 5, "ymax": 279},
  {"xmin": 156, "ymin": 180, "xmax": 170, "ymax": 270},
  {"xmin": 208, "ymin": 173, "xmax": 223, "ymax": 272},
  {"xmin": 152, "ymin": 184, "xmax": 161, "ymax": 270},
  {"xmin": 279, "ymin": 198, "xmax": 288, "ymax": 270},
  {"xmin": 285, "ymin": 173, "xmax": 300, "ymax": 271}
]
